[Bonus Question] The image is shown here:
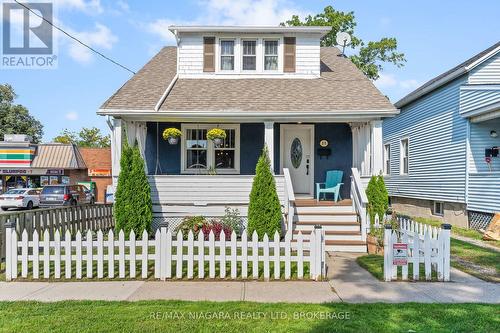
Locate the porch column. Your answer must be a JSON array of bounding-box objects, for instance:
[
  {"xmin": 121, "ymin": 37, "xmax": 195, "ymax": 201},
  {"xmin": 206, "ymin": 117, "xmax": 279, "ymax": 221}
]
[
  {"xmin": 370, "ymin": 120, "xmax": 383, "ymax": 175},
  {"xmin": 264, "ymin": 121, "xmax": 274, "ymax": 172},
  {"xmin": 110, "ymin": 117, "xmax": 122, "ymax": 189}
]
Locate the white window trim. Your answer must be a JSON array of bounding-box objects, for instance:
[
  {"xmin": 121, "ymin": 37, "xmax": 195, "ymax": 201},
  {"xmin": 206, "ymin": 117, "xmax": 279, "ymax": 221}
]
[
  {"xmin": 263, "ymin": 38, "xmax": 281, "ymax": 72},
  {"xmin": 384, "ymin": 143, "xmax": 391, "ymax": 175},
  {"xmin": 180, "ymin": 124, "xmax": 240, "ymax": 174},
  {"xmin": 400, "ymin": 137, "xmax": 409, "ymax": 175},
  {"xmin": 433, "ymin": 201, "xmax": 444, "ymax": 217},
  {"xmin": 241, "ymin": 39, "xmax": 257, "ymax": 72},
  {"xmin": 219, "ymin": 38, "xmax": 236, "ymax": 72}
]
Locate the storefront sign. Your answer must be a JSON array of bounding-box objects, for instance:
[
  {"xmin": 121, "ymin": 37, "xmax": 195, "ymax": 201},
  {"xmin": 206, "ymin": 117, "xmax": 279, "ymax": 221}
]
[
  {"xmin": 392, "ymin": 243, "xmax": 408, "ymax": 266},
  {"xmin": 89, "ymin": 169, "xmax": 111, "ymax": 177},
  {"xmin": 0, "ymin": 168, "xmax": 63, "ymax": 175}
]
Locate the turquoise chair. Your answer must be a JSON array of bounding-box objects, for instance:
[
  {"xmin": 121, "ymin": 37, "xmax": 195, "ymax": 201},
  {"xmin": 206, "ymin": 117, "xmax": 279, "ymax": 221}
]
[{"xmin": 316, "ymin": 170, "xmax": 344, "ymax": 202}]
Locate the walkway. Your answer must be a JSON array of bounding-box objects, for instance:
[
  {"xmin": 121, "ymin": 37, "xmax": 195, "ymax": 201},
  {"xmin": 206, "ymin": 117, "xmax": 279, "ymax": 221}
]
[{"xmin": 0, "ymin": 252, "xmax": 498, "ymax": 303}]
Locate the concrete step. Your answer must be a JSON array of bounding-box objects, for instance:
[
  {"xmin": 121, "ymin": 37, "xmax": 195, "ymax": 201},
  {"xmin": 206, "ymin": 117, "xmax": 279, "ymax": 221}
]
[
  {"xmin": 324, "ymin": 240, "xmax": 367, "ymax": 253},
  {"xmin": 293, "ymin": 230, "xmax": 362, "ymax": 241},
  {"xmin": 294, "ymin": 214, "xmax": 358, "ymax": 223},
  {"xmin": 295, "ymin": 205, "xmax": 354, "ymax": 214},
  {"xmin": 294, "ymin": 222, "xmax": 360, "ymax": 232}
]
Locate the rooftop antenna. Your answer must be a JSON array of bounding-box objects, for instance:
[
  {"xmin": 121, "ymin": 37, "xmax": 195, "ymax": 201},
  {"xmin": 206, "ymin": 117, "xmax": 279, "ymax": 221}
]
[{"xmin": 336, "ymin": 32, "xmax": 351, "ymax": 57}]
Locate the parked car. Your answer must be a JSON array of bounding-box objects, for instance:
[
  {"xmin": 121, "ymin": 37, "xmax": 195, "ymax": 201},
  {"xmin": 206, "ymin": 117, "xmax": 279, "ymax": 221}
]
[
  {"xmin": 39, "ymin": 185, "xmax": 92, "ymax": 208},
  {"xmin": 0, "ymin": 188, "xmax": 41, "ymax": 211}
]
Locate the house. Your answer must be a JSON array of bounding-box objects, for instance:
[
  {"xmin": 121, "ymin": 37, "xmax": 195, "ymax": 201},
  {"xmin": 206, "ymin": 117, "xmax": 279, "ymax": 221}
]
[
  {"xmin": 98, "ymin": 26, "xmax": 398, "ymax": 251},
  {"xmin": 0, "ymin": 134, "xmax": 88, "ymax": 192},
  {"xmin": 383, "ymin": 42, "xmax": 500, "ymax": 229},
  {"xmin": 79, "ymin": 148, "xmax": 112, "ymax": 203}
]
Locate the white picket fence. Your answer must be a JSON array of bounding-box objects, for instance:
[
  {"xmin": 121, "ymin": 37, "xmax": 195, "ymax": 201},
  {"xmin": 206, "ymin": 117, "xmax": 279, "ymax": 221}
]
[
  {"xmin": 384, "ymin": 218, "xmax": 451, "ymax": 282},
  {"xmin": 4, "ymin": 223, "xmax": 325, "ymax": 281}
]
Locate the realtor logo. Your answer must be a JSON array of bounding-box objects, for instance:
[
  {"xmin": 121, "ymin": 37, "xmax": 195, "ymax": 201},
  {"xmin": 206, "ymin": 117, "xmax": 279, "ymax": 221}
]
[{"xmin": 1, "ymin": 1, "xmax": 57, "ymax": 69}]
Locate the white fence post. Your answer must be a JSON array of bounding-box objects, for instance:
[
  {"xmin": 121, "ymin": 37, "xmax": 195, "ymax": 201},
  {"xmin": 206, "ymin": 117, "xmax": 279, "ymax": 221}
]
[
  {"xmin": 4, "ymin": 221, "xmax": 15, "ymax": 281},
  {"xmin": 383, "ymin": 224, "xmax": 392, "ymax": 282},
  {"xmin": 441, "ymin": 224, "xmax": 452, "ymax": 282},
  {"xmin": 313, "ymin": 225, "xmax": 324, "ymax": 281}
]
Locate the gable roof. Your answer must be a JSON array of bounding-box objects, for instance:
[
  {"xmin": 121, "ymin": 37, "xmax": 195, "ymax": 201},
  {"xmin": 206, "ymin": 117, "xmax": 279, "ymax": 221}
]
[
  {"xmin": 396, "ymin": 41, "xmax": 500, "ymax": 108},
  {"xmin": 100, "ymin": 47, "xmax": 396, "ymax": 114}
]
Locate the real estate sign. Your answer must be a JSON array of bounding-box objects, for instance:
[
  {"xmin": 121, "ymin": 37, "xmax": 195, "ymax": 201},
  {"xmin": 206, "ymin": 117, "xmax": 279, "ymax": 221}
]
[{"xmin": 392, "ymin": 243, "xmax": 408, "ymax": 266}]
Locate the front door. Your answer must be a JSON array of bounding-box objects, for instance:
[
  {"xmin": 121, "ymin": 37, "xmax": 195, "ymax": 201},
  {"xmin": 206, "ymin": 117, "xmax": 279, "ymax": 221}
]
[{"xmin": 281, "ymin": 125, "xmax": 314, "ymax": 195}]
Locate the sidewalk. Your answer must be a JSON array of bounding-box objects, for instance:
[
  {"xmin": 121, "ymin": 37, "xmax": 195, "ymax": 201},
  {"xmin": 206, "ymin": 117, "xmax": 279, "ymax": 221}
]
[{"xmin": 0, "ymin": 253, "xmax": 498, "ymax": 303}]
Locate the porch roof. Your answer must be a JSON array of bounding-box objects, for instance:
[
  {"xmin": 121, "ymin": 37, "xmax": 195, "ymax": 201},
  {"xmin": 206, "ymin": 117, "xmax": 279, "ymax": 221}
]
[{"xmin": 100, "ymin": 47, "xmax": 397, "ymax": 116}]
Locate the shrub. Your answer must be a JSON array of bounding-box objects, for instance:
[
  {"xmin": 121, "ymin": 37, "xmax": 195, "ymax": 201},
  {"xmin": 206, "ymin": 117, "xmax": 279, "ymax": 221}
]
[
  {"xmin": 175, "ymin": 216, "xmax": 206, "ymax": 236},
  {"xmin": 247, "ymin": 145, "xmax": 282, "ymax": 239},
  {"xmin": 220, "ymin": 207, "xmax": 243, "ymax": 235},
  {"xmin": 365, "ymin": 174, "xmax": 389, "ymax": 232},
  {"xmin": 202, "ymin": 220, "xmax": 232, "ymax": 241},
  {"xmin": 114, "ymin": 143, "xmax": 152, "ymax": 235},
  {"xmin": 162, "ymin": 128, "xmax": 181, "ymax": 140}
]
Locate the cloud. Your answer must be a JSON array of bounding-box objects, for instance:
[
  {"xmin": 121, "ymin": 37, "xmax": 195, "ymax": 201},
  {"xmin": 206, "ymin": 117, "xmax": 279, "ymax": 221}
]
[
  {"xmin": 116, "ymin": 1, "xmax": 130, "ymax": 13},
  {"xmin": 375, "ymin": 73, "xmax": 421, "ymax": 98},
  {"xmin": 400, "ymin": 79, "xmax": 420, "ymax": 90},
  {"xmin": 374, "ymin": 73, "xmax": 398, "ymax": 88},
  {"xmin": 62, "ymin": 23, "xmax": 118, "ymax": 64},
  {"xmin": 65, "ymin": 111, "xmax": 79, "ymax": 121},
  {"xmin": 58, "ymin": 0, "xmax": 103, "ymax": 14},
  {"xmin": 146, "ymin": 0, "xmax": 307, "ymax": 43}
]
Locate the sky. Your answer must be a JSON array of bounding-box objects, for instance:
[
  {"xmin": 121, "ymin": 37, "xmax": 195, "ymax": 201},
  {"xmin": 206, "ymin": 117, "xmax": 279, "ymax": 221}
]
[{"xmin": 2, "ymin": 0, "xmax": 499, "ymax": 142}]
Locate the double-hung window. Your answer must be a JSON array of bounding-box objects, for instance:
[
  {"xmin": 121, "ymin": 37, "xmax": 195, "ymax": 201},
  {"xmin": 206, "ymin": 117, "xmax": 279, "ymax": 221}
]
[
  {"xmin": 242, "ymin": 40, "xmax": 256, "ymax": 71},
  {"xmin": 400, "ymin": 138, "xmax": 409, "ymax": 175},
  {"xmin": 384, "ymin": 143, "xmax": 391, "ymax": 175},
  {"xmin": 264, "ymin": 40, "xmax": 278, "ymax": 71},
  {"xmin": 182, "ymin": 125, "xmax": 240, "ymax": 174},
  {"xmin": 220, "ymin": 40, "xmax": 234, "ymax": 71}
]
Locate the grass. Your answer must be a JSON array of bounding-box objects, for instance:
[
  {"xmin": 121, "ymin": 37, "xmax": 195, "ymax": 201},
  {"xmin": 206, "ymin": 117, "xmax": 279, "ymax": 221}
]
[
  {"xmin": 0, "ymin": 301, "xmax": 498, "ymax": 333},
  {"xmin": 411, "ymin": 216, "xmax": 500, "ymax": 248},
  {"xmin": 450, "ymin": 238, "xmax": 500, "ymax": 283},
  {"xmin": 357, "ymin": 239, "xmax": 499, "ymax": 282},
  {"xmin": 356, "ymin": 255, "xmax": 437, "ymax": 281}
]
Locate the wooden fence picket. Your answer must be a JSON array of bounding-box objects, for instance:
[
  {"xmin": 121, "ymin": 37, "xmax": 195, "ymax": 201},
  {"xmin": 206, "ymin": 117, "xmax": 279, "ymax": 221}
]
[
  {"xmin": 108, "ymin": 230, "xmax": 114, "ymax": 278},
  {"xmin": 21, "ymin": 229, "xmax": 28, "ymax": 278},
  {"xmin": 187, "ymin": 231, "xmax": 194, "ymax": 279},
  {"xmin": 166, "ymin": 230, "xmax": 172, "ymax": 279},
  {"xmin": 141, "ymin": 230, "xmax": 148, "ymax": 279},
  {"xmin": 284, "ymin": 231, "xmax": 291, "ymax": 280},
  {"xmin": 297, "ymin": 231, "xmax": 303, "ymax": 279},
  {"xmin": 263, "ymin": 233, "xmax": 269, "ymax": 281},
  {"xmin": 33, "ymin": 230, "xmax": 39, "ymax": 279},
  {"xmin": 252, "ymin": 231, "xmax": 258, "ymax": 279},
  {"xmin": 219, "ymin": 231, "xmax": 226, "ymax": 279},
  {"xmin": 54, "ymin": 230, "xmax": 61, "ymax": 279},
  {"xmin": 118, "ymin": 230, "xmax": 125, "ymax": 278},
  {"xmin": 176, "ymin": 230, "xmax": 183, "ymax": 279},
  {"xmin": 65, "ymin": 230, "xmax": 72, "ymax": 279},
  {"xmin": 97, "ymin": 230, "xmax": 103, "ymax": 279},
  {"xmin": 130, "ymin": 230, "xmax": 136, "ymax": 278},
  {"xmin": 197, "ymin": 231, "xmax": 204, "ymax": 279},
  {"xmin": 86, "ymin": 230, "xmax": 93, "ymax": 278},
  {"xmin": 241, "ymin": 231, "xmax": 248, "ymax": 279},
  {"xmin": 43, "ymin": 229, "xmax": 50, "ymax": 279},
  {"xmin": 154, "ymin": 229, "xmax": 160, "ymax": 279},
  {"xmin": 273, "ymin": 231, "xmax": 280, "ymax": 280},
  {"xmin": 209, "ymin": 231, "xmax": 215, "ymax": 279},
  {"xmin": 424, "ymin": 229, "xmax": 431, "ymax": 280},
  {"xmin": 230, "ymin": 231, "xmax": 237, "ymax": 279},
  {"xmin": 75, "ymin": 231, "xmax": 82, "ymax": 279}
]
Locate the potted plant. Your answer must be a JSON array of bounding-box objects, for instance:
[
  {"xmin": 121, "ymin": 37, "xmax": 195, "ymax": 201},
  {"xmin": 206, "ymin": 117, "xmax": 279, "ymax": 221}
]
[
  {"xmin": 367, "ymin": 227, "xmax": 384, "ymax": 254},
  {"xmin": 162, "ymin": 128, "xmax": 182, "ymax": 145},
  {"xmin": 207, "ymin": 128, "xmax": 226, "ymax": 147}
]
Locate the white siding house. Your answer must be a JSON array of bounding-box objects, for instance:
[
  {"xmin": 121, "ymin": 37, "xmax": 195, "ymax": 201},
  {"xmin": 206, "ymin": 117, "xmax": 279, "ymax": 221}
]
[{"xmin": 384, "ymin": 42, "xmax": 500, "ymax": 228}]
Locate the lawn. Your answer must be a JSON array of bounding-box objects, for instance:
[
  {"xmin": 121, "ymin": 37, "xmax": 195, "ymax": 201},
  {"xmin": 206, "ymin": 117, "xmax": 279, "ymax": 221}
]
[
  {"xmin": 356, "ymin": 255, "xmax": 437, "ymax": 281},
  {"xmin": 411, "ymin": 216, "xmax": 500, "ymax": 248},
  {"xmin": 0, "ymin": 301, "xmax": 498, "ymax": 333},
  {"xmin": 357, "ymin": 239, "xmax": 499, "ymax": 283}
]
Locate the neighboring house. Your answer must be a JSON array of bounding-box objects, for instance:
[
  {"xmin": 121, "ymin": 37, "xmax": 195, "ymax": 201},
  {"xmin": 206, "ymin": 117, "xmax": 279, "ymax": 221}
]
[
  {"xmin": 98, "ymin": 26, "xmax": 398, "ymax": 251},
  {"xmin": 79, "ymin": 148, "xmax": 112, "ymax": 203},
  {"xmin": 383, "ymin": 42, "xmax": 500, "ymax": 229}
]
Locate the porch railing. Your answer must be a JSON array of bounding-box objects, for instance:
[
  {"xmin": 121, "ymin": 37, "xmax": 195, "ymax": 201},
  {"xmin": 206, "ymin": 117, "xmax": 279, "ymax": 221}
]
[
  {"xmin": 283, "ymin": 168, "xmax": 295, "ymax": 232},
  {"xmin": 350, "ymin": 168, "xmax": 369, "ymax": 241}
]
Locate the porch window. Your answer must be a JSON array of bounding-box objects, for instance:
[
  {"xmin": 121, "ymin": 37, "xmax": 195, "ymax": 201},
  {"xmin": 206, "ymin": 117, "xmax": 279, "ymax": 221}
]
[
  {"xmin": 220, "ymin": 40, "xmax": 234, "ymax": 71},
  {"xmin": 264, "ymin": 40, "xmax": 278, "ymax": 71},
  {"xmin": 181, "ymin": 124, "xmax": 240, "ymax": 174},
  {"xmin": 400, "ymin": 138, "xmax": 409, "ymax": 175},
  {"xmin": 384, "ymin": 143, "xmax": 391, "ymax": 175},
  {"xmin": 242, "ymin": 40, "xmax": 256, "ymax": 71}
]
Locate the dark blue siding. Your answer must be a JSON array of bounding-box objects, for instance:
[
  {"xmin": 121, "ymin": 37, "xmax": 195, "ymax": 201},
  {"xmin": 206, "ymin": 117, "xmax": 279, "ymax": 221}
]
[
  {"xmin": 240, "ymin": 123, "xmax": 264, "ymax": 174},
  {"xmin": 145, "ymin": 122, "xmax": 181, "ymax": 175},
  {"xmin": 313, "ymin": 123, "xmax": 352, "ymax": 198}
]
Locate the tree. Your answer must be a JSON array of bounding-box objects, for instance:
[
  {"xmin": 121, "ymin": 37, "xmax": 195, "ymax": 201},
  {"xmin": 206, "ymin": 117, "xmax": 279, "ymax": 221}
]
[
  {"xmin": 282, "ymin": 5, "xmax": 406, "ymax": 80},
  {"xmin": 365, "ymin": 175, "xmax": 389, "ymax": 230},
  {"xmin": 247, "ymin": 146, "xmax": 282, "ymax": 239},
  {"xmin": 0, "ymin": 84, "xmax": 43, "ymax": 143},
  {"xmin": 53, "ymin": 127, "xmax": 110, "ymax": 147},
  {"xmin": 114, "ymin": 143, "xmax": 152, "ymax": 235}
]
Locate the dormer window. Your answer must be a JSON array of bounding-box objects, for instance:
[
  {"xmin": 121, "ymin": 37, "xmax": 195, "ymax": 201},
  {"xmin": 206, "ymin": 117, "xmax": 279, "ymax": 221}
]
[
  {"xmin": 220, "ymin": 40, "xmax": 234, "ymax": 71},
  {"xmin": 242, "ymin": 40, "xmax": 256, "ymax": 71},
  {"xmin": 264, "ymin": 40, "xmax": 278, "ymax": 71}
]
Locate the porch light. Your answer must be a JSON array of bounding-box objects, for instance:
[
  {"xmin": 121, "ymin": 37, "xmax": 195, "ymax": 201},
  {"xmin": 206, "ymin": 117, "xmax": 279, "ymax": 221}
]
[{"xmin": 491, "ymin": 130, "xmax": 498, "ymax": 138}]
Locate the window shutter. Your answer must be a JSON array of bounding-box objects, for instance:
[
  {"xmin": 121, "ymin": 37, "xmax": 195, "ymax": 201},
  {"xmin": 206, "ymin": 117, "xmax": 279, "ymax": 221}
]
[
  {"xmin": 283, "ymin": 37, "xmax": 296, "ymax": 73},
  {"xmin": 203, "ymin": 37, "xmax": 215, "ymax": 72}
]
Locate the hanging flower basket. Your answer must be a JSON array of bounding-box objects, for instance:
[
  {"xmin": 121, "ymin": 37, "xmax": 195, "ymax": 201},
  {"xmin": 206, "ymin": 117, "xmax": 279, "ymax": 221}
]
[
  {"xmin": 207, "ymin": 128, "xmax": 226, "ymax": 147},
  {"xmin": 162, "ymin": 128, "xmax": 182, "ymax": 145}
]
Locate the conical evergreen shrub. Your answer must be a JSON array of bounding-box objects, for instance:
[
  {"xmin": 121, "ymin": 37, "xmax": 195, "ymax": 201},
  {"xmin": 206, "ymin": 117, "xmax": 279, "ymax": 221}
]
[
  {"xmin": 114, "ymin": 143, "xmax": 152, "ymax": 235},
  {"xmin": 247, "ymin": 145, "xmax": 282, "ymax": 239}
]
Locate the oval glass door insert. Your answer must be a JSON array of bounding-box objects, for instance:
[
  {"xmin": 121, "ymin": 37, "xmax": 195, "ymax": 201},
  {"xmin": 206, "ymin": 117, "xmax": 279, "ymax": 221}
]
[{"xmin": 290, "ymin": 138, "xmax": 303, "ymax": 169}]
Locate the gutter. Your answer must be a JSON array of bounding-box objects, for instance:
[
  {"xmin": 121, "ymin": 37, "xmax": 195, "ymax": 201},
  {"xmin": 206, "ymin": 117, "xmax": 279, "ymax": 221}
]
[{"xmin": 154, "ymin": 73, "xmax": 179, "ymax": 112}]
